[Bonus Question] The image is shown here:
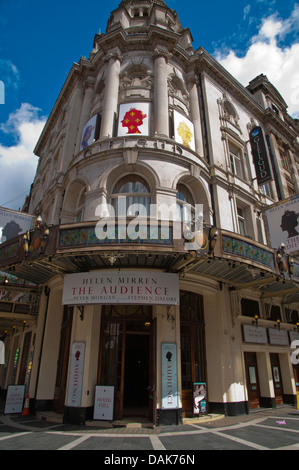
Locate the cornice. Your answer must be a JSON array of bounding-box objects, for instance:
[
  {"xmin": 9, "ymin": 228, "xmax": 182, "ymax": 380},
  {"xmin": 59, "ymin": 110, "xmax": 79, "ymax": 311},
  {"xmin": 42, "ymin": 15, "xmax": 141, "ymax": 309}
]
[{"xmin": 34, "ymin": 60, "xmax": 95, "ymax": 156}]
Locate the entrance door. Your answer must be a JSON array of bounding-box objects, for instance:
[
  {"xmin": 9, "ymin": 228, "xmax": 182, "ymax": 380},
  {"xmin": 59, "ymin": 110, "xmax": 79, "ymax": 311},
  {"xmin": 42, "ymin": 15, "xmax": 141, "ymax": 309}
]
[
  {"xmin": 270, "ymin": 353, "xmax": 284, "ymax": 405},
  {"xmin": 244, "ymin": 352, "xmax": 261, "ymax": 409},
  {"xmin": 293, "ymin": 365, "xmax": 299, "ymax": 392},
  {"xmin": 98, "ymin": 305, "xmax": 154, "ymax": 421},
  {"xmin": 53, "ymin": 306, "xmax": 73, "ymax": 413},
  {"xmin": 180, "ymin": 291, "xmax": 206, "ymax": 418},
  {"xmin": 123, "ymin": 333, "xmax": 149, "ymax": 415}
]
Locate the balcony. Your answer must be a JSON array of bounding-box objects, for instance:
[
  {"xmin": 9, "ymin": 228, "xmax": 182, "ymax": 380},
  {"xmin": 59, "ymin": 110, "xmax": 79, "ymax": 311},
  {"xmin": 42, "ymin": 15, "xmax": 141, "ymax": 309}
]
[{"xmin": 0, "ymin": 221, "xmax": 298, "ymax": 303}]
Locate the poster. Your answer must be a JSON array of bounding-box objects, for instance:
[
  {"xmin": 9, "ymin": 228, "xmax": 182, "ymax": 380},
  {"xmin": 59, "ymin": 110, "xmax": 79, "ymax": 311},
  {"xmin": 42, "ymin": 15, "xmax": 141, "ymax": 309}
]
[
  {"xmin": 117, "ymin": 103, "xmax": 149, "ymax": 136},
  {"xmin": 66, "ymin": 342, "xmax": 85, "ymax": 407},
  {"xmin": 193, "ymin": 382, "xmax": 207, "ymax": 415},
  {"xmin": 161, "ymin": 342, "xmax": 178, "ymax": 409},
  {"xmin": 80, "ymin": 114, "xmax": 100, "ymax": 151},
  {"xmin": 0, "ymin": 207, "xmax": 35, "ymax": 243},
  {"xmin": 4, "ymin": 385, "xmax": 25, "ymax": 414},
  {"xmin": 93, "ymin": 386, "xmax": 114, "ymax": 421},
  {"xmin": 264, "ymin": 195, "xmax": 299, "ymax": 253},
  {"xmin": 173, "ymin": 110, "xmax": 195, "ymax": 151}
]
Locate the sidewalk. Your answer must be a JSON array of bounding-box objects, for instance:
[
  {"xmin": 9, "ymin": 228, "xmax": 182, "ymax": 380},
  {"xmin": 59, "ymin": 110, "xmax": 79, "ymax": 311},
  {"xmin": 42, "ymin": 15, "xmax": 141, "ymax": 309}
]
[{"xmin": 2, "ymin": 402, "xmax": 298, "ymax": 434}]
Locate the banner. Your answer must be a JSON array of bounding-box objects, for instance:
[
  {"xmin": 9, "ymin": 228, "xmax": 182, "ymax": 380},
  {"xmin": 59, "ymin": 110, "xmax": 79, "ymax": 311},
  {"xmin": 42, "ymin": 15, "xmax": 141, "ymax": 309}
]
[
  {"xmin": 118, "ymin": 103, "xmax": 149, "ymax": 136},
  {"xmin": 66, "ymin": 342, "xmax": 85, "ymax": 407},
  {"xmin": 173, "ymin": 110, "xmax": 195, "ymax": 151},
  {"xmin": 249, "ymin": 126, "xmax": 273, "ymax": 185},
  {"xmin": 80, "ymin": 114, "xmax": 100, "ymax": 151},
  {"xmin": 62, "ymin": 271, "xmax": 180, "ymax": 306},
  {"xmin": 0, "ymin": 207, "xmax": 35, "ymax": 243},
  {"xmin": 264, "ymin": 195, "xmax": 299, "ymax": 253},
  {"xmin": 161, "ymin": 342, "xmax": 178, "ymax": 410}
]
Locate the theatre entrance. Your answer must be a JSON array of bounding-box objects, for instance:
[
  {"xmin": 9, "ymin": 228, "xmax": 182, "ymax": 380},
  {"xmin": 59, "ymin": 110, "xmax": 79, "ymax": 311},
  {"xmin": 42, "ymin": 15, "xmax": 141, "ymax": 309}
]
[{"xmin": 98, "ymin": 305, "xmax": 155, "ymax": 422}]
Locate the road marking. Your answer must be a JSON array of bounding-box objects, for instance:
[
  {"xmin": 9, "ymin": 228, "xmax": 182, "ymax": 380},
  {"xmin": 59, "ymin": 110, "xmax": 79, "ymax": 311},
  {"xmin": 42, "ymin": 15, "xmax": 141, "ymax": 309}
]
[
  {"xmin": 0, "ymin": 432, "xmax": 32, "ymax": 441},
  {"xmin": 58, "ymin": 435, "xmax": 91, "ymax": 450},
  {"xmin": 150, "ymin": 435, "xmax": 166, "ymax": 450},
  {"xmin": 254, "ymin": 423, "xmax": 299, "ymax": 433},
  {"xmin": 210, "ymin": 430, "xmax": 268, "ymax": 450}
]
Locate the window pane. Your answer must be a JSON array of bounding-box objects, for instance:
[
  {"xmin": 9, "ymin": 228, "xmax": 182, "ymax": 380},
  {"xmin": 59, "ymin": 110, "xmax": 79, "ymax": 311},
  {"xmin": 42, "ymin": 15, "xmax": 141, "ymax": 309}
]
[
  {"xmin": 113, "ymin": 175, "xmax": 150, "ymax": 194},
  {"xmin": 176, "ymin": 184, "xmax": 194, "ymax": 205}
]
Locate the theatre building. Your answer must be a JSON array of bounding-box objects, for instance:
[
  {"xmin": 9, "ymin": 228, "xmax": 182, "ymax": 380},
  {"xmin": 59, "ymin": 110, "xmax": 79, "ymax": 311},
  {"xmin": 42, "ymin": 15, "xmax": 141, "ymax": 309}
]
[{"xmin": 1, "ymin": 0, "xmax": 299, "ymax": 425}]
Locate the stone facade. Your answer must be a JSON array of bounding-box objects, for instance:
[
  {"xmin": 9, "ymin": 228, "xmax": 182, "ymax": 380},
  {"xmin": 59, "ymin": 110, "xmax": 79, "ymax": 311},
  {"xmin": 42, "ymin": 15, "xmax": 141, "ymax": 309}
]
[{"xmin": 1, "ymin": 0, "xmax": 299, "ymax": 425}]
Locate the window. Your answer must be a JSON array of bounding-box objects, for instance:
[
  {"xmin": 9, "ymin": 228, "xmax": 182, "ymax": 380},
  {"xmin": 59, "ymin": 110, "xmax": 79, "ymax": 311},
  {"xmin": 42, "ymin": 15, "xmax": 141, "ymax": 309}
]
[
  {"xmin": 237, "ymin": 207, "xmax": 246, "ymax": 236},
  {"xmin": 176, "ymin": 183, "xmax": 195, "ymax": 222},
  {"xmin": 261, "ymin": 183, "xmax": 272, "ymax": 198},
  {"xmin": 229, "ymin": 143, "xmax": 243, "ymax": 178},
  {"xmin": 241, "ymin": 298, "xmax": 260, "ymax": 318},
  {"xmin": 74, "ymin": 189, "xmax": 85, "ymax": 222},
  {"xmin": 112, "ymin": 175, "xmax": 151, "ymax": 217}
]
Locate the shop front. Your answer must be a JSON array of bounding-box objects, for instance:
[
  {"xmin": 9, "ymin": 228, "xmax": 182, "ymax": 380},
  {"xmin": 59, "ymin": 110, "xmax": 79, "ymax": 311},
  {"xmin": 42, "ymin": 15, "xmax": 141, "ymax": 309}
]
[
  {"xmin": 57, "ymin": 271, "xmax": 208, "ymax": 425},
  {"xmin": 242, "ymin": 323, "xmax": 297, "ymax": 411}
]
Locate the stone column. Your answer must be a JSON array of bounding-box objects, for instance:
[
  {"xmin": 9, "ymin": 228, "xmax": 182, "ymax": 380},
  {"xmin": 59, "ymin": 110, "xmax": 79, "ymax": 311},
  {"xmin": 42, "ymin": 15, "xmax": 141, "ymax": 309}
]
[
  {"xmin": 188, "ymin": 76, "xmax": 204, "ymax": 156},
  {"xmin": 154, "ymin": 48, "xmax": 170, "ymax": 138},
  {"xmin": 100, "ymin": 49, "xmax": 122, "ymax": 138}
]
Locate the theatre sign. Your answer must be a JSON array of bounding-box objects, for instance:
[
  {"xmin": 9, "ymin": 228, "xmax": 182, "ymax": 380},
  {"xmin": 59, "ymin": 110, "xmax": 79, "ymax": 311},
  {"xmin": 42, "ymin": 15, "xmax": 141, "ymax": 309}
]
[{"xmin": 62, "ymin": 271, "xmax": 180, "ymax": 306}]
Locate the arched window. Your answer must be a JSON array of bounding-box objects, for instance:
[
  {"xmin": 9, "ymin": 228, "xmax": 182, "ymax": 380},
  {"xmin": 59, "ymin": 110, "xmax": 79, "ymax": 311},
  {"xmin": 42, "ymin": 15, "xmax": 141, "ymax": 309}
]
[
  {"xmin": 176, "ymin": 183, "xmax": 195, "ymax": 221},
  {"xmin": 112, "ymin": 175, "xmax": 151, "ymax": 217},
  {"xmin": 75, "ymin": 188, "xmax": 85, "ymax": 222}
]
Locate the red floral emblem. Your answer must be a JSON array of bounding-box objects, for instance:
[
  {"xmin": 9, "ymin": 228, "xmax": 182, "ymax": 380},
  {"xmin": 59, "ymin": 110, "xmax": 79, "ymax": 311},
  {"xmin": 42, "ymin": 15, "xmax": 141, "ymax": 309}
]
[{"xmin": 121, "ymin": 107, "xmax": 147, "ymax": 134}]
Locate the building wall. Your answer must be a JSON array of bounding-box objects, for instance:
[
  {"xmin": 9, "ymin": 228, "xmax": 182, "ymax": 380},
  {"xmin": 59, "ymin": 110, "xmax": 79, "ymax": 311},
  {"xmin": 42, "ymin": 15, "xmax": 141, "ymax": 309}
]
[{"xmin": 2, "ymin": 0, "xmax": 298, "ymax": 424}]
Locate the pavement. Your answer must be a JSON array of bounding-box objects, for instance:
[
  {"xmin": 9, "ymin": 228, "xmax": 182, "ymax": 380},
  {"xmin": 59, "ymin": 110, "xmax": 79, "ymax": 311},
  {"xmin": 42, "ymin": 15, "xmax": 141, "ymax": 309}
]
[{"xmin": 1, "ymin": 401, "xmax": 299, "ymax": 451}]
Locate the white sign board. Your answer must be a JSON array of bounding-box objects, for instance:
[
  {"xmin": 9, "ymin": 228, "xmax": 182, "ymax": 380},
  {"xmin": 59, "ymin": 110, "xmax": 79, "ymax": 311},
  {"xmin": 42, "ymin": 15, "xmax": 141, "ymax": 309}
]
[
  {"xmin": 0, "ymin": 207, "xmax": 35, "ymax": 243},
  {"xmin": 93, "ymin": 386, "xmax": 114, "ymax": 421},
  {"xmin": 243, "ymin": 324, "xmax": 268, "ymax": 344},
  {"xmin": 268, "ymin": 328, "xmax": 289, "ymax": 346},
  {"xmin": 4, "ymin": 385, "xmax": 25, "ymax": 414},
  {"xmin": 264, "ymin": 196, "xmax": 299, "ymax": 253},
  {"xmin": 62, "ymin": 271, "xmax": 180, "ymax": 306},
  {"xmin": 0, "ymin": 340, "xmax": 5, "ymax": 365},
  {"xmin": 67, "ymin": 342, "xmax": 85, "ymax": 407},
  {"xmin": 161, "ymin": 343, "xmax": 178, "ymax": 410}
]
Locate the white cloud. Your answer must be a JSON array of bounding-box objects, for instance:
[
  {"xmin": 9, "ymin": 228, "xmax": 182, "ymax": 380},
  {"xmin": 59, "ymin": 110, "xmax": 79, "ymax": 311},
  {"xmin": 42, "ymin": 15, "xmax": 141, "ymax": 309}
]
[
  {"xmin": 0, "ymin": 103, "xmax": 46, "ymax": 210},
  {"xmin": 215, "ymin": 5, "xmax": 299, "ymax": 118}
]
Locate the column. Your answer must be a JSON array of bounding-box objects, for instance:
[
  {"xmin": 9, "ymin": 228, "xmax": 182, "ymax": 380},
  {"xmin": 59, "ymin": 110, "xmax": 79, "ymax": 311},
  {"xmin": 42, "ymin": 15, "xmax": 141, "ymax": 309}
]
[
  {"xmin": 154, "ymin": 48, "xmax": 170, "ymax": 138},
  {"xmin": 100, "ymin": 49, "xmax": 122, "ymax": 138},
  {"xmin": 188, "ymin": 76, "xmax": 204, "ymax": 156}
]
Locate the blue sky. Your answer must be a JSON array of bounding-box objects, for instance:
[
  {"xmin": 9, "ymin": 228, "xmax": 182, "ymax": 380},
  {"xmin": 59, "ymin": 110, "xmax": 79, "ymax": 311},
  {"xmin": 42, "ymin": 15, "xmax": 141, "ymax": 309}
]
[{"xmin": 0, "ymin": 0, "xmax": 298, "ymax": 209}]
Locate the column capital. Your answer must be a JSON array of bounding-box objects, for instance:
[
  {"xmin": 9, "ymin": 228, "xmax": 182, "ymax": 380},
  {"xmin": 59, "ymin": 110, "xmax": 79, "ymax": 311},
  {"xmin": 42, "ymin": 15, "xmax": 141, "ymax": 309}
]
[
  {"xmin": 105, "ymin": 47, "xmax": 123, "ymax": 64},
  {"xmin": 154, "ymin": 48, "xmax": 172, "ymax": 63}
]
